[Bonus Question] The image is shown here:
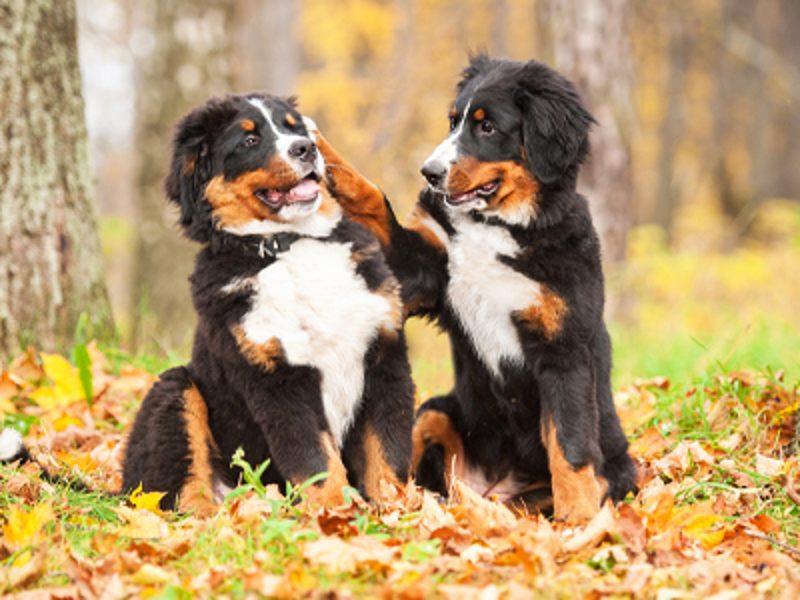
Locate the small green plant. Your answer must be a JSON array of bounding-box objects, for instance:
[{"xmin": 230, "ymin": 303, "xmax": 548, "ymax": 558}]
[{"xmin": 225, "ymin": 447, "xmax": 330, "ymax": 515}]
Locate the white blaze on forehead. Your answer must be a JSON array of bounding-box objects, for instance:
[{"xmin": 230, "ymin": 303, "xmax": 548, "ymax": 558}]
[
  {"xmin": 424, "ymin": 99, "xmax": 472, "ymax": 169},
  {"xmin": 247, "ymin": 97, "xmax": 324, "ymax": 175}
]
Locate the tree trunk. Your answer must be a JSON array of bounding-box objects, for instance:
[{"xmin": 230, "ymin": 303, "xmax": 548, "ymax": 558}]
[
  {"xmin": 131, "ymin": 0, "xmax": 237, "ymax": 352},
  {"xmin": 543, "ymin": 0, "xmax": 635, "ymax": 267},
  {"xmin": 0, "ymin": 0, "xmax": 114, "ymax": 360}
]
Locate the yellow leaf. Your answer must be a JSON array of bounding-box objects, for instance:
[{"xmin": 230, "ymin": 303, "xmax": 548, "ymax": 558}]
[
  {"xmin": 28, "ymin": 353, "xmax": 84, "ymax": 410},
  {"xmin": 1, "ymin": 503, "xmax": 53, "ymax": 549},
  {"xmin": 681, "ymin": 513, "xmax": 721, "ymax": 537},
  {"xmin": 53, "ymin": 414, "xmax": 84, "ymax": 432},
  {"xmin": 129, "ymin": 483, "xmax": 166, "ymax": 514},
  {"xmin": 131, "ymin": 564, "xmax": 172, "ymax": 585}
]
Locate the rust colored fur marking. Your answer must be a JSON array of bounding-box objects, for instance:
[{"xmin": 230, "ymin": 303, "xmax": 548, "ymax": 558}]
[
  {"xmin": 474, "ymin": 108, "xmax": 485, "ymax": 121},
  {"xmin": 363, "ymin": 426, "xmax": 403, "ymax": 502},
  {"xmin": 542, "ymin": 420, "xmax": 602, "ymax": 525},
  {"xmin": 177, "ymin": 385, "xmax": 217, "ymax": 515},
  {"xmin": 240, "ymin": 119, "xmax": 256, "ymax": 131},
  {"xmin": 205, "ymin": 165, "xmax": 298, "ymax": 228},
  {"xmin": 406, "ymin": 205, "xmax": 447, "ymax": 253},
  {"xmin": 412, "ymin": 410, "xmax": 465, "ymax": 487},
  {"xmin": 447, "ymin": 158, "xmax": 539, "ymax": 224},
  {"xmin": 515, "ymin": 287, "xmax": 568, "ymax": 341},
  {"xmin": 285, "ymin": 114, "xmax": 296, "ymax": 127},
  {"xmin": 314, "ymin": 131, "xmax": 391, "ymax": 247},
  {"xmin": 304, "ymin": 433, "xmax": 350, "ymax": 506},
  {"xmin": 232, "ymin": 325, "xmax": 284, "ymax": 372},
  {"xmin": 183, "ymin": 154, "xmax": 196, "ymax": 176}
]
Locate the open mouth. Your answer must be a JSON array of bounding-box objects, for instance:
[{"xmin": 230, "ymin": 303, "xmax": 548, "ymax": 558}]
[
  {"xmin": 254, "ymin": 174, "xmax": 321, "ymax": 209},
  {"xmin": 444, "ymin": 179, "xmax": 501, "ymax": 206}
]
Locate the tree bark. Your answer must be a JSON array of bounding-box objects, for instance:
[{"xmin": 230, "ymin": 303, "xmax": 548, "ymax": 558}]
[
  {"xmin": 131, "ymin": 0, "xmax": 237, "ymax": 351},
  {"xmin": 0, "ymin": 0, "xmax": 114, "ymax": 360},
  {"xmin": 540, "ymin": 0, "xmax": 635, "ymax": 267}
]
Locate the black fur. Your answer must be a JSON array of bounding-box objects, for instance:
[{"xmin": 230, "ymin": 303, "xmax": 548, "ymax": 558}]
[
  {"xmin": 122, "ymin": 93, "xmax": 415, "ymax": 511},
  {"xmin": 344, "ymin": 56, "xmax": 636, "ymax": 516}
]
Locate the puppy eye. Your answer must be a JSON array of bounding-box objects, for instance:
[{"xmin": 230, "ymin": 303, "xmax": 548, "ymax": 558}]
[
  {"xmin": 480, "ymin": 120, "xmax": 495, "ymax": 134},
  {"xmin": 449, "ymin": 117, "xmax": 457, "ymax": 132},
  {"xmin": 242, "ymin": 134, "xmax": 260, "ymax": 147}
]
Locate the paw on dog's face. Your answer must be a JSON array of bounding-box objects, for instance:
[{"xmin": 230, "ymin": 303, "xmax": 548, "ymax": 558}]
[
  {"xmin": 165, "ymin": 93, "xmax": 338, "ymax": 242},
  {"xmin": 421, "ymin": 55, "xmax": 595, "ymax": 226}
]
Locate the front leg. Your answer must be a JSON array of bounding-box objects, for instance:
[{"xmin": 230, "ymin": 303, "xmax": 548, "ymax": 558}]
[
  {"xmin": 231, "ymin": 349, "xmax": 351, "ymax": 506},
  {"xmin": 344, "ymin": 336, "xmax": 416, "ymax": 503},
  {"xmin": 535, "ymin": 345, "xmax": 607, "ymax": 524}
]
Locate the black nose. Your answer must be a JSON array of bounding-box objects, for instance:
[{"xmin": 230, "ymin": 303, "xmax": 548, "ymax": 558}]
[
  {"xmin": 288, "ymin": 139, "xmax": 317, "ymax": 163},
  {"xmin": 421, "ymin": 161, "xmax": 447, "ymax": 187}
]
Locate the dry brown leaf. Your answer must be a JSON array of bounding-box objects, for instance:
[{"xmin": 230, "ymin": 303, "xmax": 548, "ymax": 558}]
[
  {"xmin": 303, "ymin": 536, "xmax": 377, "ymax": 573},
  {"xmin": 439, "ymin": 583, "xmax": 501, "ymax": 600},
  {"xmin": 113, "ymin": 506, "xmax": 169, "ymax": 539},
  {"xmin": 561, "ymin": 502, "xmax": 617, "ymax": 555},
  {"xmin": 244, "ymin": 571, "xmax": 293, "ymax": 598},
  {"xmin": 418, "ymin": 491, "xmax": 457, "ymax": 536},
  {"xmin": 755, "ymin": 454, "xmax": 784, "ymax": 478},
  {"xmin": 504, "ymin": 517, "xmax": 561, "ymax": 575},
  {"xmin": 1, "ymin": 547, "xmax": 47, "ymax": 593},
  {"xmin": 451, "ymin": 479, "xmax": 517, "ymax": 539},
  {"xmin": 0, "ymin": 586, "xmax": 82, "ymax": 600},
  {"xmin": 616, "ymin": 502, "xmax": 646, "ymax": 554},
  {"xmin": 651, "ymin": 441, "xmax": 715, "ymax": 477}
]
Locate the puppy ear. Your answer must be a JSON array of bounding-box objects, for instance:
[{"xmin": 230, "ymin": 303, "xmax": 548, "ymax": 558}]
[
  {"xmin": 456, "ymin": 52, "xmax": 494, "ymax": 94},
  {"xmin": 163, "ymin": 97, "xmax": 232, "ymax": 230},
  {"xmin": 514, "ymin": 63, "xmax": 596, "ymax": 185}
]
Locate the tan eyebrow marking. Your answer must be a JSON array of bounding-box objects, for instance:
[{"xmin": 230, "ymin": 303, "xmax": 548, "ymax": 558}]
[
  {"xmin": 285, "ymin": 114, "xmax": 296, "ymax": 127},
  {"xmin": 240, "ymin": 119, "xmax": 256, "ymax": 131},
  {"xmin": 474, "ymin": 108, "xmax": 485, "ymax": 121},
  {"xmin": 450, "ymin": 107, "xmax": 457, "ymax": 119}
]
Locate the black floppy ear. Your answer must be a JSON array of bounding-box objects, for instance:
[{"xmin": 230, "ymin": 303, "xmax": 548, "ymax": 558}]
[
  {"xmin": 513, "ymin": 63, "xmax": 595, "ymax": 185},
  {"xmin": 164, "ymin": 97, "xmax": 236, "ymax": 233}
]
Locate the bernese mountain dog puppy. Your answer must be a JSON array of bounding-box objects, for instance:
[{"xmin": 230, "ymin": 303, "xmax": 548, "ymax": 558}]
[
  {"xmin": 121, "ymin": 93, "xmax": 415, "ymax": 513},
  {"xmin": 311, "ymin": 55, "xmax": 636, "ymax": 524}
]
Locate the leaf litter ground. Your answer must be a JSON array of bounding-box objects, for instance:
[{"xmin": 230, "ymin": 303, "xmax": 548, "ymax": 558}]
[{"xmin": 1, "ymin": 344, "xmax": 799, "ymax": 598}]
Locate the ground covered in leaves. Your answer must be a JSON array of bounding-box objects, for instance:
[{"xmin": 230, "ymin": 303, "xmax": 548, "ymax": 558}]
[{"xmin": 1, "ymin": 344, "xmax": 799, "ymax": 599}]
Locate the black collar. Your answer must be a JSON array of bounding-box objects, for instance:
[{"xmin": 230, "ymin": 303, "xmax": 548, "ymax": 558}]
[{"xmin": 209, "ymin": 231, "xmax": 302, "ymax": 261}]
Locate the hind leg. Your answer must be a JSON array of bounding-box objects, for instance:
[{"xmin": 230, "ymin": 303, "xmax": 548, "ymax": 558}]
[
  {"xmin": 122, "ymin": 367, "xmax": 222, "ymax": 514},
  {"xmin": 411, "ymin": 395, "xmax": 466, "ymax": 496}
]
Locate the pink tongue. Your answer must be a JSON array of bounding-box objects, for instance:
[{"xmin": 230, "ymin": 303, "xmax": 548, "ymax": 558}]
[{"xmin": 286, "ymin": 179, "xmax": 320, "ymax": 203}]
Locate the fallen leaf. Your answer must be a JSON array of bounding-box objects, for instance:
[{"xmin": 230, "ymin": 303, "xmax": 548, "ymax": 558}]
[
  {"xmin": 0, "ymin": 546, "xmax": 47, "ymax": 592},
  {"xmin": 28, "ymin": 353, "xmax": 85, "ymax": 410},
  {"xmin": 755, "ymin": 454, "xmax": 783, "ymax": 478},
  {"xmin": 439, "ymin": 583, "xmax": 501, "ymax": 600},
  {"xmin": 561, "ymin": 502, "xmax": 617, "ymax": 554},
  {"xmin": 451, "ymin": 479, "xmax": 517, "ymax": 539},
  {"xmin": 2, "ymin": 503, "xmax": 53, "ymax": 551},
  {"xmin": 303, "ymin": 536, "xmax": 375, "ymax": 573},
  {"xmin": 129, "ymin": 483, "xmax": 166, "ymax": 514},
  {"xmin": 130, "ymin": 563, "xmax": 172, "ymax": 585},
  {"xmin": 113, "ymin": 506, "xmax": 169, "ymax": 539}
]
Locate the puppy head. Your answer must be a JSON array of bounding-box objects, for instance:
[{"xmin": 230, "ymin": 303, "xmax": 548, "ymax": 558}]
[
  {"xmin": 165, "ymin": 93, "xmax": 338, "ymax": 243},
  {"xmin": 421, "ymin": 54, "xmax": 595, "ymax": 225}
]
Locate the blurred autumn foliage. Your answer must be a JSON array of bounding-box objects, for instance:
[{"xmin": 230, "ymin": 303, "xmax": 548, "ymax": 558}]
[{"xmin": 76, "ymin": 0, "xmax": 800, "ymax": 377}]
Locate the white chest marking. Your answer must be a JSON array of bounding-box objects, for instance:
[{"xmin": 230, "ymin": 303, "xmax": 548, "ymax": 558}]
[
  {"xmin": 447, "ymin": 219, "xmax": 543, "ymax": 378},
  {"xmin": 240, "ymin": 239, "xmax": 395, "ymax": 445}
]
